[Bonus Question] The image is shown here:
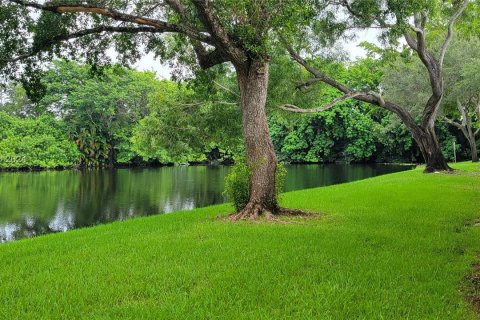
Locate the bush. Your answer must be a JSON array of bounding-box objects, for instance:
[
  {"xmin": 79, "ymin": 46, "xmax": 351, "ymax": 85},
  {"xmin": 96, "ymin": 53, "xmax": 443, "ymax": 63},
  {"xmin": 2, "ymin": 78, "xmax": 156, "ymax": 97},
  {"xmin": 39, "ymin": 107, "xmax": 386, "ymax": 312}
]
[{"xmin": 224, "ymin": 157, "xmax": 286, "ymax": 212}]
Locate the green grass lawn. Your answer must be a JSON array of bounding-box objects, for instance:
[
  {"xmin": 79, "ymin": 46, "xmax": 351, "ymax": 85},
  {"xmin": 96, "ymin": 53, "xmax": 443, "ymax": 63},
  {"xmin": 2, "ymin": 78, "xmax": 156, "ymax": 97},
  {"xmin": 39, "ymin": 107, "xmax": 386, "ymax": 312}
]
[{"xmin": 1, "ymin": 162, "xmax": 479, "ymax": 319}]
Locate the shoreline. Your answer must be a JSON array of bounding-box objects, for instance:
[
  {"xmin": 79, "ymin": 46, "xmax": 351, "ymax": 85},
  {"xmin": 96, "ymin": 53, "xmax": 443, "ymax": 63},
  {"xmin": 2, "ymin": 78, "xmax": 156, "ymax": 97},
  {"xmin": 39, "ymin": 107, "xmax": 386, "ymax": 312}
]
[{"xmin": 0, "ymin": 160, "xmax": 417, "ymax": 173}]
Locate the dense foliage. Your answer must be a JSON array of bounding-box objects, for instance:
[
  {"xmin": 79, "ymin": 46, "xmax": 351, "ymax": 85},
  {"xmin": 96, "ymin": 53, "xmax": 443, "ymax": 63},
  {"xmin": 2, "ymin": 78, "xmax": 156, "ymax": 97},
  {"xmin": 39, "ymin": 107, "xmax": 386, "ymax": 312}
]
[
  {"xmin": 0, "ymin": 112, "xmax": 79, "ymax": 169},
  {"xmin": 270, "ymin": 106, "xmax": 378, "ymax": 163},
  {"xmin": 0, "ymin": 56, "xmax": 475, "ymax": 170},
  {"xmin": 131, "ymin": 76, "xmax": 242, "ymax": 164},
  {"xmin": 39, "ymin": 61, "xmax": 162, "ymax": 167}
]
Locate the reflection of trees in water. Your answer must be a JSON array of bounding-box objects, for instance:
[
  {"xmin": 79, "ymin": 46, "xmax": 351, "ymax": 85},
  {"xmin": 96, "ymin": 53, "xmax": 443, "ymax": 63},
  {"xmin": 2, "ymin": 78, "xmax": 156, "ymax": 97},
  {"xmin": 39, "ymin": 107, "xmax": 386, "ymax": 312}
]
[
  {"xmin": 0, "ymin": 216, "xmax": 59, "ymax": 242},
  {"xmin": 0, "ymin": 171, "xmax": 80, "ymax": 224},
  {"xmin": 71, "ymin": 167, "xmax": 229, "ymax": 226},
  {"xmin": 115, "ymin": 166, "xmax": 228, "ymax": 215},
  {"xmin": 0, "ymin": 165, "xmax": 412, "ymax": 241},
  {"xmin": 284, "ymin": 164, "xmax": 413, "ymax": 191},
  {"xmin": 0, "ymin": 166, "xmax": 230, "ymax": 241}
]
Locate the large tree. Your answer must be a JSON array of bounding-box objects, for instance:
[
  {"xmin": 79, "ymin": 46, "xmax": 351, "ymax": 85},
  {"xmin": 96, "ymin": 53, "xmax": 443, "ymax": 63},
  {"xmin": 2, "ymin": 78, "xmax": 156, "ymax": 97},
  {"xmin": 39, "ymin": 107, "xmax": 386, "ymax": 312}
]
[
  {"xmin": 39, "ymin": 60, "xmax": 160, "ymax": 167},
  {"xmin": 381, "ymin": 37, "xmax": 480, "ymax": 163},
  {"xmin": 0, "ymin": 0, "xmax": 318, "ymax": 218},
  {"xmin": 280, "ymin": 0, "xmax": 471, "ymax": 172}
]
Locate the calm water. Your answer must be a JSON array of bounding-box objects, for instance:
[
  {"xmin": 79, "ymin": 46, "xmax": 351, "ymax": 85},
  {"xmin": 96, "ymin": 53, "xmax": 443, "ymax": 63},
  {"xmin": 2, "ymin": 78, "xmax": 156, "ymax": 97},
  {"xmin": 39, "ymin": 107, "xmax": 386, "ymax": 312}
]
[{"xmin": 0, "ymin": 164, "xmax": 413, "ymax": 242}]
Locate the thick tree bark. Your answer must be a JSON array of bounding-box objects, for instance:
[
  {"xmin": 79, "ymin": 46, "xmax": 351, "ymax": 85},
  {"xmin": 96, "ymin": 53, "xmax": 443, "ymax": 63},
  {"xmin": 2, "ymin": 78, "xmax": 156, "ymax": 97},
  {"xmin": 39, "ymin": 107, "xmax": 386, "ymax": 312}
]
[
  {"xmin": 406, "ymin": 122, "xmax": 451, "ymax": 172},
  {"xmin": 417, "ymin": 126, "xmax": 450, "ymax": 172},
  {"xmin": 233, "ymin": 59, "xmax": 279, "ymax": 217},
  {"xmin": 390, "ymin": 103, "xmax": 450, "ymax": 171}
]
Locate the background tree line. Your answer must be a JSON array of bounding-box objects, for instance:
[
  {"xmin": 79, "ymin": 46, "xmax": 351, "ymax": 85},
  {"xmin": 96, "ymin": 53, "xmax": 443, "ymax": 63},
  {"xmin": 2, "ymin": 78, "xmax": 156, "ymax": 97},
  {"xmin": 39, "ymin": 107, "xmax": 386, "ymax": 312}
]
[{"xmin": 0, "ymin": 43, "xmax": 477, "ymax": 170}]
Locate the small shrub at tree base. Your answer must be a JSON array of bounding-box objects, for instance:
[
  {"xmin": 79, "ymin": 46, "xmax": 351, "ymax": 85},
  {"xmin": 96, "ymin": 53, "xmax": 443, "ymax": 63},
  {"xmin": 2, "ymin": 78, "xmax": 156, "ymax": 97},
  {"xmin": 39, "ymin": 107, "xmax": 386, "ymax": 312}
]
[
  {"xmin": 224, "ymin": 157, "xmax": 249, "ymax": 212},
  {"xmin": 224, "ymin": 157, "xmax": 286, "ymax": 212}
]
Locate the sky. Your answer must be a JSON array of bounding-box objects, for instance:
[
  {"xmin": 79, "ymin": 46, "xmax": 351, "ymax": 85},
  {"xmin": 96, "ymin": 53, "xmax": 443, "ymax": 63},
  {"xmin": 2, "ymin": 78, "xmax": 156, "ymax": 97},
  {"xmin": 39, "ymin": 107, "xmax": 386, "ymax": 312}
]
[{"xmin": 132, "ymin": 29, "xmax": 382, "ymax": 80}]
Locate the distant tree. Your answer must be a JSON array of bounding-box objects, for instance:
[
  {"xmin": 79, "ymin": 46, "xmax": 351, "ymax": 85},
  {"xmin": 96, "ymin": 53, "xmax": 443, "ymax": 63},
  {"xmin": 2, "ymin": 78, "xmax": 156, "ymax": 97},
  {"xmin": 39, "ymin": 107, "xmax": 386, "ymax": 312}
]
[
  {"xmin": 280, "ymin": 0, "xmax": 471, "ymax": 172},
  {"xmin": 39, "ymin": 61, "xmax": 160, "ymax": 167},
  {"xmin": 0, "ymin": 83, "xmax": 35, "ymax": 116},
  {"xmin": 444, "ymin": 99, "xmax": 479, "ymax": 162},
  {"xmin": 131, "ymin": 77, "xmax": 242, "ymax": 164}
]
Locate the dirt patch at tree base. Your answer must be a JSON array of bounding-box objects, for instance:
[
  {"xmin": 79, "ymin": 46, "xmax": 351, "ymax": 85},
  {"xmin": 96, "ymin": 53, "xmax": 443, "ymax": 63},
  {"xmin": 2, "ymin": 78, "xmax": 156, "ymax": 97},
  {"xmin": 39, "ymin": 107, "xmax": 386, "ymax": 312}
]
[{"xmin": 224, "ymin": 206, "xmax": 318, "ymax": 224}]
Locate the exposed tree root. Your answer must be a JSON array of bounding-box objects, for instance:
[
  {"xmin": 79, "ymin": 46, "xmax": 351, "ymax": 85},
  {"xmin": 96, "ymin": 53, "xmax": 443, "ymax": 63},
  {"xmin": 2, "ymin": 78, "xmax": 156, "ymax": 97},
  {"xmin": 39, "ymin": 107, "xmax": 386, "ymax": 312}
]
[{"xmin": 229, "ymin": 202, "xmax": 313, "ymax": 222}]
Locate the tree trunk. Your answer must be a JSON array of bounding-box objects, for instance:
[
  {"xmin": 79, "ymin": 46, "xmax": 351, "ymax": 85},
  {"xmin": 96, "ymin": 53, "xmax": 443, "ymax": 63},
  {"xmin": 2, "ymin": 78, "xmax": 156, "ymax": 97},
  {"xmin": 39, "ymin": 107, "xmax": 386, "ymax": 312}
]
[
  {"xmin": 391, "ymin": 107, "xmax": 451, "ymax": 172},
  {"xmin": 468, "ymin": 136, "xmax": 479, "ymax": 163},
  {"xmin": 409, "ymin": 124, "xmax": 451, "ymax": 172},
  {"xmin": 234, "ymin": 59, "xmax": 279, "ymax": 218},
  {"xmin": 456, "ymin": 100, "xmax": 479, "ymax": 163}
]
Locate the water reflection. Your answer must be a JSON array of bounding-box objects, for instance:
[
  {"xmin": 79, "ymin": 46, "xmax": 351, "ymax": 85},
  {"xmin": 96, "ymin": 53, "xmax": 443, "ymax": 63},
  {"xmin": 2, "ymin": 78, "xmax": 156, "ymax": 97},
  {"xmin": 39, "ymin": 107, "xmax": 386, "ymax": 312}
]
[{"xmin": 0, "ymin": 164, "xmax": 413, "ymax": 242}]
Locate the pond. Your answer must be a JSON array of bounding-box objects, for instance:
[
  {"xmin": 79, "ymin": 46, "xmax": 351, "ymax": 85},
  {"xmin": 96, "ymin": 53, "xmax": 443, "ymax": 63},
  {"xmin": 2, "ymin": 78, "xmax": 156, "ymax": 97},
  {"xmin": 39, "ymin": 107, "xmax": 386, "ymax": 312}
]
[{"xmin": 0, "ymin": 164, "xmax": 414, "ymax": 242}]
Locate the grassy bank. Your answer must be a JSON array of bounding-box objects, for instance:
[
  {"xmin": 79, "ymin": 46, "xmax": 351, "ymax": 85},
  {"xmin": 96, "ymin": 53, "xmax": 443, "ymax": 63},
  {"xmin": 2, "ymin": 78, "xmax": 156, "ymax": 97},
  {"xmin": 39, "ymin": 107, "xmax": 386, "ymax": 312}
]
[{"xmin": 0, "ymin": 162, "xmax": 479, "ymax": 319}]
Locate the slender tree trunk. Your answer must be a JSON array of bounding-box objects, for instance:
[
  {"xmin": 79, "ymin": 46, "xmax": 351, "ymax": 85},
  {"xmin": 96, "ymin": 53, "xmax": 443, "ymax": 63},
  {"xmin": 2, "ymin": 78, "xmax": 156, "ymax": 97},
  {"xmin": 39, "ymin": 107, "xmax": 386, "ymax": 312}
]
[
  {"xmin": 234, "ymin": 59, "xmax": 279, "ymax": 217},
  {"xmin": 464, "ymin": 122, "xmax": 479, "ymax": 163},
  {"xmin": 457, "ymin": 100, "xmax": 479, "ymax": 163},
  {"xmin": 468, "ymin": 136, "xmax": 479, "ymax": 163}
]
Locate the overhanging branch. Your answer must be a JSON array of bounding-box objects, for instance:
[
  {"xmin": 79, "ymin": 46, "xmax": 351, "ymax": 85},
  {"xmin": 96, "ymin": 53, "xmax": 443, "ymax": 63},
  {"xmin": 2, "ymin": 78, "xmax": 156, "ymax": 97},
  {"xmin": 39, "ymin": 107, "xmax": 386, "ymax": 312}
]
[
  {"xmin": 281, "ymin": 36, "xmax": 352, "ymax": 94},
  {"xmin": 5, "ymin": 26, "xmax": 169, "ymax": 63},
  {"xmin": 7, "ymin": 0, "xmax": 214, "ymax": 44},
  {"xmin": 164, "ymin": 0, "xmax": 227, "ymax": 69},
  {"xmin": 280, "ymin": 36, "xmax": 419, "ymax": 128}
]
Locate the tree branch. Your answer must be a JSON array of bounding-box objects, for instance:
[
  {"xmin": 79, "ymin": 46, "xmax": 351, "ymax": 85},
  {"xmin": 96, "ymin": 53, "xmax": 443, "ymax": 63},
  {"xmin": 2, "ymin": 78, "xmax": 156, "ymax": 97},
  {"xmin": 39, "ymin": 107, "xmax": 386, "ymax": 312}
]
[
  {"xmin": 280, "ymin": 92, "xmax": 363, "ymax": 113},
  {"xmin": 475, "ymin": 96, "xmax": 480, "ymax": 137},
  {"xmin": 443, "ymin": 116, "xmax": 463, "ymax": 129},
  {"xmin": 213, "ymin": 80, "xmax": 239, "ymax": 98},
  {"xmin": 196, "ymin": 49, "xmax": 229, "ymax": 69},
  {"xmin": 7, "ymin": 0, "xmax": 214, "ymax": 44},
  {"xmin": 402, "ymin": 5, "xmax": 465, "ymax": 128},
  {"xmin": 4, "ymin": 26, "xmax": 169, "ymax": 63},
  {"xmin": 281, "ymin": 36, "xmax": 352, "ymax": 94},
  {"xmin": 190, "ymin": 0, "xmax": 246, "ymax": 66},
  {"xmin": 457, "ymin": 99, "xmax": 469, "ymax": 128},
  {"xmin": 336, "ymin": 0, "xmax": 393, "ymax": 28},
  {"xmin": 280, "ymin": 36, "xmax": 419, "ymax": 128},
  {"xmin": 476, "ymin": 95, "xmax": 480, "ymax": 120},
  {"xmin": 403, "ymin": 31, "xmax": 419, "ymax": 51},
  {"xmin": 163, "ymin": 0, "xmax": 228, "ymax": 69},
  {"xmin": 439, "ymin": 0, "xmax": 468, "ymax": 68},
  {"xmin": 407, "ymin": 12, "xmax": 430, "ymax": 64}
]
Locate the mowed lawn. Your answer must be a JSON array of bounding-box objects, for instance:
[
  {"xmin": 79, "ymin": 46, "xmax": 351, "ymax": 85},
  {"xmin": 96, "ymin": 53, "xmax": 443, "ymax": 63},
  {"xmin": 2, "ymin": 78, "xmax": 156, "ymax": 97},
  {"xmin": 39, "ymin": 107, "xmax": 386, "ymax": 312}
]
[{"xmin": 0, "ymin": 162, "xmax": 479, "ymax": 319}]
